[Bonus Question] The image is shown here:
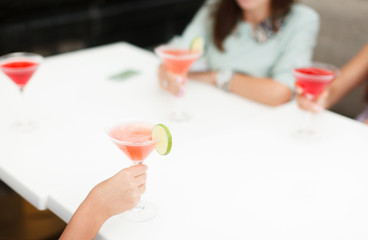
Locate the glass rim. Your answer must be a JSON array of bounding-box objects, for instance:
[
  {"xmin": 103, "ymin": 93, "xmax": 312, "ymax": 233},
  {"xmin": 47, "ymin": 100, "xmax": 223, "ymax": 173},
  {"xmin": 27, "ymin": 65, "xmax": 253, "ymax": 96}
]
[
  {"xmin": 105, "ymin": 121, "xmax": 159, "ymax": 146},
  {"xmin": 293, "ymin": 61, "xmax": 340, "ymax": 81},
  {"xmin": 0, "ymin": 52, "xmax": 43, "ymax": 71},
  {"xmin": 154, "ymin": 45, "xmax": 202, "ymax": 60}
]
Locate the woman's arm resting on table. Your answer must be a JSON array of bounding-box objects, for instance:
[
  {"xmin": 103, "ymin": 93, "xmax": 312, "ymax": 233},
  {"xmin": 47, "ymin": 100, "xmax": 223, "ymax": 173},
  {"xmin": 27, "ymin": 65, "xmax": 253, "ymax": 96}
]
[
  {"xmin": 188, "ymin": 71, "xmax": 292, "ymax": 106},
  {"xmin": 59, "ymin": 165, "xmax": 147, "ymax": 240}
]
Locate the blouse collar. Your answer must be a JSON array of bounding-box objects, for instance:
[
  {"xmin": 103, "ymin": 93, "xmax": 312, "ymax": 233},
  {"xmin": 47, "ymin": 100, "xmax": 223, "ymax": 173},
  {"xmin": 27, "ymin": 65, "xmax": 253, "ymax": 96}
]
[{"xmin": 252, "ymin": 16, "xmax": 286, "ymax": 43}]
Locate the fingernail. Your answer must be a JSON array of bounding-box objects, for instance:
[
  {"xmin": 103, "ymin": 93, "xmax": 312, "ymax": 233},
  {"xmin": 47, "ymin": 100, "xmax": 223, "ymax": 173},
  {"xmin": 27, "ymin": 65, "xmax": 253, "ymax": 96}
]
[
  {"xmin": 176, "ymin": 76, "xmax": 184, "ymax": 84},
  {"xmin": 312, "ymin": 104, "xmax": 323, "ymax": 113},
  {"xmin": 296, "ymin": 87, "xmax": 303, "ymax": 94},
  {"xmin": 178, "ymin": 86, "xmax": 185, "ymax": 97}
]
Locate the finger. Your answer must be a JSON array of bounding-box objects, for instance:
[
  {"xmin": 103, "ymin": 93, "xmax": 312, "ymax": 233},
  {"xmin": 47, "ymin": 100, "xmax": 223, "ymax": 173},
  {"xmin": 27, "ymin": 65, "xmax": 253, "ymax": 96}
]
[
  {"xmin": 295, "ymin": 86, "xmax": 303, "ymax": 95},
  {"xmin": 134, "ymin": 173, "xmax": 147, "ymax": 186},
  {"xmin": 137, "ymin": 184, "xmax": 146, "ymax": 195},
  {"xmin": 178, "ymin": 86, "xmax": 185, "ymax": 97},
  {"xmin": 316, "ymin": 91, "xmax": 328, "ymax": 109},
  {"xmin": 158, "ymin": 66, "xmax": 167, "ymax": 89},
  {"xmin": 165, "ymin": 76, "xmax": 181, "ymax": 95},
  {"xmin": 126, "ymin": 164, "xmax": 147, "ymax": 177},
  {"xmin": 159, "ymin": 68, "xmax": 181, "ymax": 95},
  {"xmin": 296, "ymin": 94, "xmax": 318, "ymax": 112}
]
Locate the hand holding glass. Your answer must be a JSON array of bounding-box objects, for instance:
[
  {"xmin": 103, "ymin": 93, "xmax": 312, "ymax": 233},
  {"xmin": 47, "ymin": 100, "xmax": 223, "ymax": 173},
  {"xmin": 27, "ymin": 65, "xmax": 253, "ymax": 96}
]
[
  {"xmin": 155, "ymin": 46, "xmax": 202, "ymax": 121},
  {"xmin": 106, "ymin": 121, "xmax": 172, "ymax": 222}
]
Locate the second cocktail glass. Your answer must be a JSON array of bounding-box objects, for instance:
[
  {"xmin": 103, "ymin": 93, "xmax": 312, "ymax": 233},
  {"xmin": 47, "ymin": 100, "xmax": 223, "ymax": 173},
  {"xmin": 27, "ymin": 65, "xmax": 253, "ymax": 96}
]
[
  {"xmin": 155, "ymin": 45, "xmax": 202, "ymax": 121},
  {"xmin": 0, "ymin": 52, "xmax": 43, "ymax": 132},
  {"xmin": 293, "ymin": 62, "xmax": 339, "ymax": 139}
]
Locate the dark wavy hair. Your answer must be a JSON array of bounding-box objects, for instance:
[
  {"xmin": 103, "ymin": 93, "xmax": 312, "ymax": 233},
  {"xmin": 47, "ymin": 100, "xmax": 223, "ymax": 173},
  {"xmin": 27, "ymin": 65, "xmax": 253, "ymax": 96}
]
[{"xmin": 212, "ymin": 0, "xmax": 295, "ymax": 51}]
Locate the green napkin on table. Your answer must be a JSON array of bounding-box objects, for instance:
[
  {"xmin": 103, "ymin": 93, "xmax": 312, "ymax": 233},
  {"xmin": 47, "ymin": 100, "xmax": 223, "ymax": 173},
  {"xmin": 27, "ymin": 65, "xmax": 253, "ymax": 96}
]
[{"xmin": 109, "ymin": 69, "xmax": 140, "ymax": 81}]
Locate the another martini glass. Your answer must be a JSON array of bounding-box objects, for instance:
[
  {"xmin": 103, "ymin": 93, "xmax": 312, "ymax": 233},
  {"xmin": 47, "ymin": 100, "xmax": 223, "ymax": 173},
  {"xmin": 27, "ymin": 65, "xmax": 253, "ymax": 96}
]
[
  {"xmin": 106, "ymin": 121, "xmax": 160, "ymax": 222},
  {"xmin": 293, "ymin": 62, "xmax": 339, "ymax": 139},
  {"xmin": 155, "ymin": 45, "xmax": 202, "ymax": 121},
  {"xmin": 0, "ymin": 52, "xmax": 43, "ymax": 132}
]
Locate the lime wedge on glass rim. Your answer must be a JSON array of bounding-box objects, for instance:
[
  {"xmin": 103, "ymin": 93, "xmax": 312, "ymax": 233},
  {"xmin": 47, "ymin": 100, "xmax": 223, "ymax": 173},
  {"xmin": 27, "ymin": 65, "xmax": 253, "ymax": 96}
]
[
  {"xmin": 190, "ymin": 37, "xmax": 204, "ymax": 52},
  {"xmin": 152, "ymin": 124, "xmax": 172, "ymax": 155}
]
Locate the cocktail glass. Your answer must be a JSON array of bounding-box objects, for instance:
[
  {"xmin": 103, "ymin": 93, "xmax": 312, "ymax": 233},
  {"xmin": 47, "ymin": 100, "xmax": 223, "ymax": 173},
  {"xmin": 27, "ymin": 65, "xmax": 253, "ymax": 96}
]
[
  {"xmin": 293, "ymin": 62, "xmax": 339, "ymax": 139},
  {"xmin": 106, "ymin": 121, "xmax": 159, "ymax": 222},
  {"xmin": 0, "ymin": 52, "xmax": 43, "ymax": 132},
  {"xmin": 155, "ymin": 45, "xmax": 202, "ymax": 121}
]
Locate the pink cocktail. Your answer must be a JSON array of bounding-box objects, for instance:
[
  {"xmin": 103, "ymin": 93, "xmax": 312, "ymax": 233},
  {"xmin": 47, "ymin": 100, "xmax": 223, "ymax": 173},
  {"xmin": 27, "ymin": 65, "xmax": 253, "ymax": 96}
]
[
  {"xmin": 107, "ymin": 122, "xmax": 158, "ymax": 164},
  {"xmin": 293, "ymin": 62, "xmax": 339, "ymax": 139},
  {"xmin": 155, "ymin": 45, "xmax": 202, "ymax": 121},
  {"xmin": 158, "ymin": 49, "xmax": 200, "ymax": 77},
  {"xmin": 0, "ymin": 52, "xmax": 43, "ymax": 131},
  {"xmin": 294, "ymin": 65, "xmax": 338, "ymax": 100},
  {"xmin": 1, "ymin": 60, "xmax": 39, "ymax": 90}
]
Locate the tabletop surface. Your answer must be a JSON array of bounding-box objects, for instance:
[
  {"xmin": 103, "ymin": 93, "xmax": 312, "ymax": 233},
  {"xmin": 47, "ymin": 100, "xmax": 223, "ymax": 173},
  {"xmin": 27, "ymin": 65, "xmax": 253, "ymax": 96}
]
[{"xmin": 1, "ymin": 42, "xmax": 367, "ymax": 239}]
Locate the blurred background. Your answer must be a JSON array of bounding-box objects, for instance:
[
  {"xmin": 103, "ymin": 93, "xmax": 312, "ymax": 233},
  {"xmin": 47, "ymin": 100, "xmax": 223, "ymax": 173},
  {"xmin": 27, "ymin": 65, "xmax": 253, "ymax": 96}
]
[
  {"xmin": 0, "ymin": 0, "xmax": 367, "ymax": 239},
  {"xmin": 0, "ymin": 0, "xmax": 205, "ymax": 55}
]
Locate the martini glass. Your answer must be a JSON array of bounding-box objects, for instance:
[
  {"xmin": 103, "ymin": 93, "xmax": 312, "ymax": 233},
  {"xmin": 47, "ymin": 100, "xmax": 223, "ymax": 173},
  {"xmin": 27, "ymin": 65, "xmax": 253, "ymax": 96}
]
[
  {"xmin": 155, "ymin": 45, "xmax": 202, "ymax": 121},
  {"xmin": 106, "ymin": 121, "xmax": 159, "ymax": 222},
  {"xmin": 0, "ymin": 52, "xmax": 43, "ymax": 132},
  {"xmin": 293, "ymin": 62, "xmax": 339, "ymax": 139}
]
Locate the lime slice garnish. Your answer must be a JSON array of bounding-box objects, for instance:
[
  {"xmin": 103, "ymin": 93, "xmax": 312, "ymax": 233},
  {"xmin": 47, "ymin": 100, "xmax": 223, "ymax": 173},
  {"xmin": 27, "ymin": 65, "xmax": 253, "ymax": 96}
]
[
  {"xmin": 190, "ymin": 37, "xmax": 204, "ymax": 52},
  {"xmin": 152, "ymin": 124, "xmax": 172, "ymax": 155}
]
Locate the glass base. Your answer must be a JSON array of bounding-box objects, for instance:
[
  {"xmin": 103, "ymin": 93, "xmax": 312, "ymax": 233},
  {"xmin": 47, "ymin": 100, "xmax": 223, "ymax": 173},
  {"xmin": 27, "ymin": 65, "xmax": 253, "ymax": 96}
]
[
  {"xmin": 124, "ymin": 200, "xmax": 158, "ymax": 222},
  {"xmin": 291, "ymin": 128, "xmax": 320, "ymax": 141},
  {"xmin": 169, "ymin": 110, "xmax": 190, "ymax": 122},
  {"xmin": 11, "ymin": 120, "xmax": 37, "ymax": 133}
]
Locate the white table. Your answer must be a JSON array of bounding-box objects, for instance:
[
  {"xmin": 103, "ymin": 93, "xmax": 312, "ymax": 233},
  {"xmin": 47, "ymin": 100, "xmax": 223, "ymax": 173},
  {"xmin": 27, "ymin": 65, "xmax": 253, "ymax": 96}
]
[
  {"xmin": 1, "ymin": 42, "xmax": 367, "ymax": 239},
  {"xmin": 0, "ymin": 43, "xmax": 268, "ymax": 208}
]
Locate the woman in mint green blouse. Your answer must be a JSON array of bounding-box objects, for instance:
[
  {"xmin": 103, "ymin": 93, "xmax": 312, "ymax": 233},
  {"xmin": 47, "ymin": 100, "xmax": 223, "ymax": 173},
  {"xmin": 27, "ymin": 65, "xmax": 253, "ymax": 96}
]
[{"xmin": 158, "ymin": 0, "xmax": 320, "ymax": 106}]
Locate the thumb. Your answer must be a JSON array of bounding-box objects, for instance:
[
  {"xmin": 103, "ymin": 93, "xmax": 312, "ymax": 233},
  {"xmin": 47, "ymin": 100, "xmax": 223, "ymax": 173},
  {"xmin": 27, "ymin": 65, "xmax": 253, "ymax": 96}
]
[
  {"xmin": 295, "ymin": 86, "xmax": 303, "ymax": 95},
  {"xmin": 316, "ymin": 90, "xmax": 329, "ymax": 108}
]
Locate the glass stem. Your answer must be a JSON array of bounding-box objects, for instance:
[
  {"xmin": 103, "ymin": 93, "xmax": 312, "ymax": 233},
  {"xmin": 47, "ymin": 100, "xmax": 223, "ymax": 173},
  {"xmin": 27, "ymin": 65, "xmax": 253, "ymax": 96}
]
[
  {"xmin": 302, "ymin": 111, "xmax": 313, "ymax": 133},
  {"xmin": 130, "ymin": 161, "xmax": 145, "ymax": 210},
  {"xmin": 19, "ymin": 87, "xmax": 27, "ymax": 126},
  {"xmin": 302, "ymin": 94, "xmax": 315, "ymax": 134},
  {"xmin": 170, "ymin": 74, "xmax": 188, "ymax": 120}
]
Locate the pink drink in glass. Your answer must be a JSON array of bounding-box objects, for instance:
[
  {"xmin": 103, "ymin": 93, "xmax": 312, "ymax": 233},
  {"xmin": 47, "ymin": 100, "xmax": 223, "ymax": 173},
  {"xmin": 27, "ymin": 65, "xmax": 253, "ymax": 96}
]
[
  {"xmin": 159, "ymin": 49, "xmax": 200, "ymax": 79},
  {"xmin": 1, "ymin": 60, "xmax": 39, "ymax": 90},
  {"xmin": 108, "ymin": 122, "xmax": 156, "ymax": 163},
  {"xmin": 294, "ymin": 67, "xmax": 336, "ymax": 100}
]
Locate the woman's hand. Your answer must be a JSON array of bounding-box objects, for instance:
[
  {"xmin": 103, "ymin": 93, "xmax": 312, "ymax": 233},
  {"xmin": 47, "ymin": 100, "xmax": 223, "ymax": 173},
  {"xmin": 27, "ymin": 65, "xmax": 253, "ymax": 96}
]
[
  {"xmin": 59, "ymin": 165, "xmax": 148, "ymax": 240},
  {"xmin": 90, "ymin": 164, "xmax": 147, "ymax": 219},
  {"xmin": 296, "ymin": 87, "xmax": 328, "ymax": 113},
  {"xmin": 158, "ymin": 63, "xmax": 185, "ymax": 97}
]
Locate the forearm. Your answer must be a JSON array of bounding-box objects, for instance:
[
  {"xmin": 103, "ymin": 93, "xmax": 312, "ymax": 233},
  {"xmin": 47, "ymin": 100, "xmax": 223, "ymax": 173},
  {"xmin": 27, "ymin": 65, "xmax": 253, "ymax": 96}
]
[
  {"xmin": 188, "ymin": 71, "xmax": 292, "ymax": 106},
  {"xmin": 326, "ymin": 43, "xmax": 368, "ymax": 108},
  {"xmin": 230, "ymin": 73, "xmax": 292, "ymax": 106},
  {"xmin": 59, "ymin": 192, "xmax": 107, "ymax": 240}
]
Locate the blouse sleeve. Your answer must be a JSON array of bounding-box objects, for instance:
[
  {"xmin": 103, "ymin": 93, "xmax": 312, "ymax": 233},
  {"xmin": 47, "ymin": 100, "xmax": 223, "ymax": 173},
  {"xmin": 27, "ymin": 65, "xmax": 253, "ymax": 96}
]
[{"xmin": 270, "ymin": 8, "xmax": 320, "ymax": 90}]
